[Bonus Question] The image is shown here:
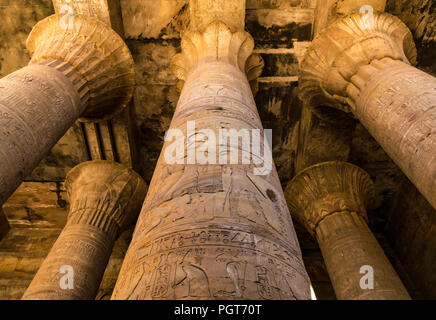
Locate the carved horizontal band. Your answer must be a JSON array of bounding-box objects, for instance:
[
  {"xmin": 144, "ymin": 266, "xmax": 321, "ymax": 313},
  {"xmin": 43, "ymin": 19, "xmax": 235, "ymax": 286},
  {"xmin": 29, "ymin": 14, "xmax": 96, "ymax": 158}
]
[
  {"xmin": 65, "ymin": 161, "xmax": 147, "ymax": 237},
  {"xmin": 285, "ymin": 161, "xmax": 375, "ymax": 236},
  {"xmin": 27, "ymin": 14, "xmax": 136, "ymax": 121},
  {"xmin": 170, "ymin": 20, "xmax": 264, "ymax": 90},
  {"xmin": 37, "ymin": 59, "xmax": 90, "ymax": 113},
  {"xmin": 299, "ymin": 12, "xmax": 417, "ymax": 113}
]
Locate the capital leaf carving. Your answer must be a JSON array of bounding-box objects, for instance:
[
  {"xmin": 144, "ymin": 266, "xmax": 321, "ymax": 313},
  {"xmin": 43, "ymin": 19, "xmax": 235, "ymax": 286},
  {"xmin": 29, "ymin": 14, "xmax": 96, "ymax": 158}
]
[
  {"xmin": 27, "ymin": 14, "xmax": 136, "ymax": 121},
  {"xmin": 299, "ymin": 12, "xmax": 417, "ymax": 113},
  {"xmin": 285, "ymin": 161, "xmax": 375, "ymax": 236},
  {"xmin": 170, "ymin": 20, "xmax": 264, "ymax": 91},
  {"xmin": 65, "ymin": 161, "xmax": 147, "ymax": 238}
]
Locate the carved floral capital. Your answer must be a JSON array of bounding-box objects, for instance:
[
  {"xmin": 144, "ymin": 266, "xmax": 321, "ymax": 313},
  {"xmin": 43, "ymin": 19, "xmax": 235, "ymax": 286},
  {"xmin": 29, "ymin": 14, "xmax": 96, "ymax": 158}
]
[
  {"xmin": 170, "ymin": 20, "xmax": 264, "ymax": 91},
  {"xmin": 299, "ymin": 12, "xmax": 417, "ymax": 113},
  {"xmin": 65, "ymin": 161, "xmax": 147, "ymax": 237},
  {"xmin": 285, "ymin": 161, "xmax": 375, "ymax": 236},
  {"xmin": 27, "ymin": 14, "xmax": 136, "ymax": 121}
]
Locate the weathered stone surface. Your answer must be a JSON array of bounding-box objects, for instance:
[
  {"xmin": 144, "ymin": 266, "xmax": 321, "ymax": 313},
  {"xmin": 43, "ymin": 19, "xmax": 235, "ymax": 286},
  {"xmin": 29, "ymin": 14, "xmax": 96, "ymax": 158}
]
[
  {"xmin": 386, "ymin": 0, "xmax": 436, "ymax": 73},
  {"xmin": 295, "ymin": 0, "xmax": 386, "ymax": 178},
  {"xmin": 189, "ymin": 0, "xmax": 246, "ymax": 32},
  {"xmin": 347, "ymin": 58, "xmax": 436, "ymax": 210},
  {"xmin": 3, "ymin": 182, "xmax": 68, "ymax": 229},
  {"xmin": 285, "ymin": 161, "xmax": 410, "ymax": 300},
  {"xmin": 170, "ymin": 20, "xmax": 264, "ymax": 91},
  {"xmin": 246, "ymin": 7, "xmax": 314, "ymax": 46},
  {"xmin": 50, "ymin": 0, "xmax": 138, "ymax": 171},
  {"xmin": 120, "ymin": 0, "xmax": 189, "ymax": 39},
  {"xmin": 27, "ymin": 123, "xmax": 90, "ymax": 181},
  {"xmin": 22, "ymin": 161, "xmax": 146, "ymax": 300},
  {"xmin": 0, "ymin": 11, "xmax": 138, "ymax": 208},
  {"xmin": 300, "ymin": 12, "xmax": 417, "ymax": 112},
  {"xmin": 0, "ymin": 226, "xmax": 132, "ymax": 300},
  {"xmin": 300, "ymin": 12, "xmax": 436, "ymax": 210},
  {"xmin": 386, "ymin": 178, "xmax": 436, "ymax": 299},
  {"xmin": 312, "ymin": 0, "xmax": 387, "ymax": 36},
  {"xmin": 0, "ymin": 209, "xmax": 9, "ymax": 241},
  {"xmin": 0, "ymin": 59, "xmax": 87, "ymax": 207},
  {"xmin": 112, "ymin": 5, "xmax": 311, "ymax": 298},
  {"xmin": 0, "ymin": 0, "xmax": 434, "ymax": 301},
  {"xmin": 0, "ymin": 228, "xmax": 62, "ymax": 300},
  {"xmin": 28, "ymin": 14, "xmax": 135, "ymax": 121}
]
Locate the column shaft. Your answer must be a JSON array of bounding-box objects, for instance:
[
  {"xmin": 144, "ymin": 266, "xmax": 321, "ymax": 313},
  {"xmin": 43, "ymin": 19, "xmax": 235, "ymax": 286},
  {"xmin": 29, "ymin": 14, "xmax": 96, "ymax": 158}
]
[
  {"xmin": 316, "ymin": 211, "xmax": 410, "ymax": 300},
  {"xmin": 285, "ymin": 161, "xmax": 410, "ymax": 300},
  {"xmin": 112, "ymin": 29, "xmax": 310, "ymax": 299},
  {"xmin": 0, "ymin": 60, "xmax": 86, "ymax": 205},
  {"xmin": 22, "ymin": 161, "xmax": 146, "ymax": 300},
  {"xmin": 22, "ymin": 223, "xmax": 114, "ymax": 300},
  {"xmin": 348, "ymin": 58, "xmax": 436, "ymax": 209}
]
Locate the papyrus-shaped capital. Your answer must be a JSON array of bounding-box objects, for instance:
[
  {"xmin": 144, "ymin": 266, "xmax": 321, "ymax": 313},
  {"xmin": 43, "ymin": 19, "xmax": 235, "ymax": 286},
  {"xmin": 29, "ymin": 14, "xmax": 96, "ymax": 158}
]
[
  {"xmin": 285, "ymin": 161, "xmax": 375, "ymax": 236},
  {"xmin": 27, "ymin": 14, "xmax": 136, "ymax": 121}
]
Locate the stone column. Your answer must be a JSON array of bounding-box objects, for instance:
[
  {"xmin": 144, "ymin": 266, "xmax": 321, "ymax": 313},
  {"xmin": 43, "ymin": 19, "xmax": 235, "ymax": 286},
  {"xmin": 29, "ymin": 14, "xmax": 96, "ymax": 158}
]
[
  {"xmin": 285, "ymin": 161, "xmax": 410, "ymax": 300},
  {"xmin": 112, "ymin": 1, "xmax": 311, "ymax": 300},
  {"xmin": 295, "ymin": 0, "xmax": 388, "ymax": 173},
  {"xmin": 22, "ymin": 161, "xmax": 146, "ymax": 300},
  {"xmin": 299, "ymin": 12, "xmax": 436, "ymax": 209},
  {"xmin": 0, "ymin": 14, "xmax": 135, "ymax": 206}
]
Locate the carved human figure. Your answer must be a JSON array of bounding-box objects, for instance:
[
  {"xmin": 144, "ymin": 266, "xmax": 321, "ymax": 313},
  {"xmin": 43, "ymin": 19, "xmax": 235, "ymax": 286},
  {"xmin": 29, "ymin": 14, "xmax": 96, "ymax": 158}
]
[{"xmin": 112, "ymin": 1, "xmax": 311, "ymax": 300}]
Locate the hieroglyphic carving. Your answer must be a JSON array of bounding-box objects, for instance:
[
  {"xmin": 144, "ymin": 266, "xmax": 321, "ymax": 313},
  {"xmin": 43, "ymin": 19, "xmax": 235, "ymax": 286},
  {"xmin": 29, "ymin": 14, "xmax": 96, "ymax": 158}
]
[
  {"xmin": 170, "ymin": 20, "xmax": 264, "ymax": 93},
  {"xmin": 22, "ymin": 161, "xmax": 146, "ymax": 300},
  {"xmin": 285, "ymin": 161, "xmax": 410, "ymax": 300},
  {"xmin": 0, "ymin": 61, "xmax": 86, "ymax": 206},
  {"xmin": 27, "ymin": 13, "xmax": 135, "ymax": 121},
  {"xmin": 347, "ymin": 58, "xmax": 436, "ymax": 209},
  {"xmin": 299, "ymin": 12, "xmax": 436, "ymax": 210},
  {"xmin": 189, "ymin": 0, "xmax": 246, "ymax": 32},
  {"xmin": 113, "ymin": 228, "xmax": 308, "ymax": 300},
  {"xmin": 112, "ymin": 11, "xmax": 310, "ymax": 299},
  {"xmin": 299, "ymin": 12, "xmax": 417, "ymax": 113},
  {"xmin": 312, "ymin": 0, "xmax": 387, "ymax": 37}
]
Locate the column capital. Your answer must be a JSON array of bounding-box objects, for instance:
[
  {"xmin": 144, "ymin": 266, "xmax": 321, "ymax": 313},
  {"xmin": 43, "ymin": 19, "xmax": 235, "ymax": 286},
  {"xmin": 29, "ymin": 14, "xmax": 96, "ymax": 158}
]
[
  {"xmin": 299, "ymin": 12, "xmax": 417, "ymax": 113},
  {"xmin": 27, "ymin": 14, "xmax": 135, "ymax": 121},
  {"xmin": 65, "ymin": 161, "xmax": 147, "ymax": 238},
  {"xmin": 285, "ymin": 161, "xmax": 374, "ymax": 236},
  {"xmin": 170, "ymin": 20, "xmax": 264, "ymax": 92}
]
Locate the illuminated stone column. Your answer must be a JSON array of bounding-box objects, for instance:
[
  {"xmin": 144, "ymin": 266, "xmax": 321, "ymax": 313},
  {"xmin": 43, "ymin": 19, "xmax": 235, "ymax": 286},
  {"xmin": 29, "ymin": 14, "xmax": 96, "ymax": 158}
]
[
  {"xmin": 285, "ymin": 161, "xmax": 410, "ymax": 300},
  {"xmin": 22, "ymin": 161, "xmax": 146, "ymax": 300},
  {"xmin": 299, "ymin": 12, "xmax": 436, "ymax": 209},
  {"xmin": 112, "ymin": 1, "xmax": 311, "ymax": 300},
  {"xmin": 0, "ymin": 14, "xmax": 135, "ymax": 206}
]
